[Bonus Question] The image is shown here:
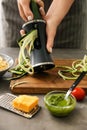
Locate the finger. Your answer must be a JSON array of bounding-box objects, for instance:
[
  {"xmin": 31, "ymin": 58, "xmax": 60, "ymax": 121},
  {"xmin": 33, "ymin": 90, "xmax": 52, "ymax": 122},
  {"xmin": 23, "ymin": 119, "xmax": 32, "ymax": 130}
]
[
  {"xmin": 23, "ymin": 4, "xmax": 34, "ymax": 20},
  {"xmin": 36, "ymin": 0, "xmax": 45, "ymax": 19},
  {"xmin": 46, "ymin": 37, "xmax": 54, "ymax": 53},
  {"xmin": 17, "ymin": 3, "xmax": 27, "ymax": 21},
  {"xmin": 17, "ymin": 0, "xmax": 33, "ymax": 21},
  {"xmin": 46, "ymin": 28, "xmax": 56, "ymax": 53},
  {"xmin": 39, "ymin": 7, "xmax": 45, "ymax": 18},
  {"xmin": 36, "ymin": 0, "xmax": 44, "ymax": 8},
  {"xmin": 20, "ymin": 29, "xmax": 26, "ymax": 36}
]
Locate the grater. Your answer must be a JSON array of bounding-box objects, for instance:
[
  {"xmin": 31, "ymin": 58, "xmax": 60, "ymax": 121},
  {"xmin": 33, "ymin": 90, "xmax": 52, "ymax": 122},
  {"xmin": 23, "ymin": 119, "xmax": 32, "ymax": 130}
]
[{"xmin": 0, "ymin": 93, "xmax": 41, "ymax": 118}]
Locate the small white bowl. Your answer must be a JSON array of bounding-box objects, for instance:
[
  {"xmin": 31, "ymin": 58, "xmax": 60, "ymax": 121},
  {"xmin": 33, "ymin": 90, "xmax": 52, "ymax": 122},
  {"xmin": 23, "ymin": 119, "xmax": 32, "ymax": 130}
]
[{"xmin": 0, "ymin": 53, "xmax": 14, "ymax": 77}]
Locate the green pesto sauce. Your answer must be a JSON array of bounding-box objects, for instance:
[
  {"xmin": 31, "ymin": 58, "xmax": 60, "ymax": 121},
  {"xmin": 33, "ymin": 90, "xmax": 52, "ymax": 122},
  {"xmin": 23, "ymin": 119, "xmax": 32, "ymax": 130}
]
[{"xmin": 47, "ymin": 93, "xmax": 73, "ymax": 107}]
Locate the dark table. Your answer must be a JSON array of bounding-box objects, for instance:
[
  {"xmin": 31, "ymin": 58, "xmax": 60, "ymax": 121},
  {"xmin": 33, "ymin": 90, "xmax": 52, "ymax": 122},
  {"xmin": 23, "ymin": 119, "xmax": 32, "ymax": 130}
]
[{"xmin": 0, "ymin": 47, "xmax": 87, "ymax": 130}]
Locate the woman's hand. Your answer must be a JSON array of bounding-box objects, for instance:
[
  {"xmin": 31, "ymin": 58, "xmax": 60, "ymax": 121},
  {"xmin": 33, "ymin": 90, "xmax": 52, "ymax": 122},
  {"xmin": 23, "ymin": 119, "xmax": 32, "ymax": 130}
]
[
  {"xmin": 44, "ymin": 0, "xmax": 75, "ymax": 53},
  {"xmin": 17, "ymin": 0, "xmax": 45, "ymax": 21}
]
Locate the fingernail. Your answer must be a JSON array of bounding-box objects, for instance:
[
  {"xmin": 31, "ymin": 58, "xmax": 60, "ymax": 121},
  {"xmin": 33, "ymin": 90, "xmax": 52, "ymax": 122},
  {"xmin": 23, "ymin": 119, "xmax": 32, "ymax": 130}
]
[
  {"xmin": 49, "ymin": 47, "xmax": 52, "ymax": 53},
  {"xmin": 40, "ymin": 7, "xmax": 45, "ymax": 15},
  {"xmin": 27, "ymin": 16, "xmax": 33, "ymax": 21},
  {"xmin": 40, "ymin": 7, "xmax": 44, "ymax": 11}
]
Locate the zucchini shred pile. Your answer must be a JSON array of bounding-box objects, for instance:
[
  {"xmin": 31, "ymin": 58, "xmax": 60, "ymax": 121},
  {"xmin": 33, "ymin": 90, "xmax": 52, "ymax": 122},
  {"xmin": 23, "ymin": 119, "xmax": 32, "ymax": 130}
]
[
  {"xmin": 9, "ymin": 30, "xmax": 38, "ymax": 79},
  {"xmin": 57, "ymin": 55, "xmax": 87, "ymax": 80}
]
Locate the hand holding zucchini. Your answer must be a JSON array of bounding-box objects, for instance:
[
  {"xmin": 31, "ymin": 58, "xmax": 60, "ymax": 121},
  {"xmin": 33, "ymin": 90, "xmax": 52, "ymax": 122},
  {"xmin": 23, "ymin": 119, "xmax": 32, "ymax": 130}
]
[
  {"xmin": 9, "ymin": 0, "xmax": 54, "ymax": 80},
  {"xmin": 9, "ymin": 0, "xmax": 41, "ymax": 78}
]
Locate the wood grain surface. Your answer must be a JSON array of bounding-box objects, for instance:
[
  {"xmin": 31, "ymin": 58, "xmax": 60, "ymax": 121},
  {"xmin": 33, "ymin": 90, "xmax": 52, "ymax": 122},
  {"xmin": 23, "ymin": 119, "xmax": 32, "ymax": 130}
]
[{"xmin": 10, "ymin": 59, "xmax": 87, "ymax": 94}]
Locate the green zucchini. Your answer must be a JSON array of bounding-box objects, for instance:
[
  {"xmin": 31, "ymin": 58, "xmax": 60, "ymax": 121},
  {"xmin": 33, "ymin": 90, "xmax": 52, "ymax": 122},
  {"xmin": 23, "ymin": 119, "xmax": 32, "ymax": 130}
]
[{"xmin": 30, "ymin": 0, "xmax": 42, "ymax": 19}]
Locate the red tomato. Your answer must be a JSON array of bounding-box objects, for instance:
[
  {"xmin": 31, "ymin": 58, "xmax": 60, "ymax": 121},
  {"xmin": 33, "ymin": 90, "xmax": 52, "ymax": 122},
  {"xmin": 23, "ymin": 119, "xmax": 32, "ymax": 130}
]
[{"xmin": 71, "ymin": 87, "xmax": 86, "ymax": 101}]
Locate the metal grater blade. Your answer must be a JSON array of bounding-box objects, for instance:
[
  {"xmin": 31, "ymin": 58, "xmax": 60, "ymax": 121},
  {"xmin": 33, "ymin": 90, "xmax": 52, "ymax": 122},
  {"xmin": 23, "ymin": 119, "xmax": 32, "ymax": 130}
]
[{"xmin": 0, "ymin": 93, "xmax": 41, "ymax": 118}]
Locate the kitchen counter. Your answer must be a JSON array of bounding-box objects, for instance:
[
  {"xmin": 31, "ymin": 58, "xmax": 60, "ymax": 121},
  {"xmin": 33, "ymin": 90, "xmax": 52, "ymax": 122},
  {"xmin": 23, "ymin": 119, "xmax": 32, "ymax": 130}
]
[{"xmin": 0, "ymin": 47, "xmax": 87, "ymax": 130}]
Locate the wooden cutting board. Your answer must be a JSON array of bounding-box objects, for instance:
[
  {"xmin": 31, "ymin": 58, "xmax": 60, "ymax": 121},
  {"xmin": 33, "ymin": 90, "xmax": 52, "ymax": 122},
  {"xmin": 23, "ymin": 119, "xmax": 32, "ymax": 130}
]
[{"xmin": 10, "ymin": 59, "xmax": 87, "ymax": 94}]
